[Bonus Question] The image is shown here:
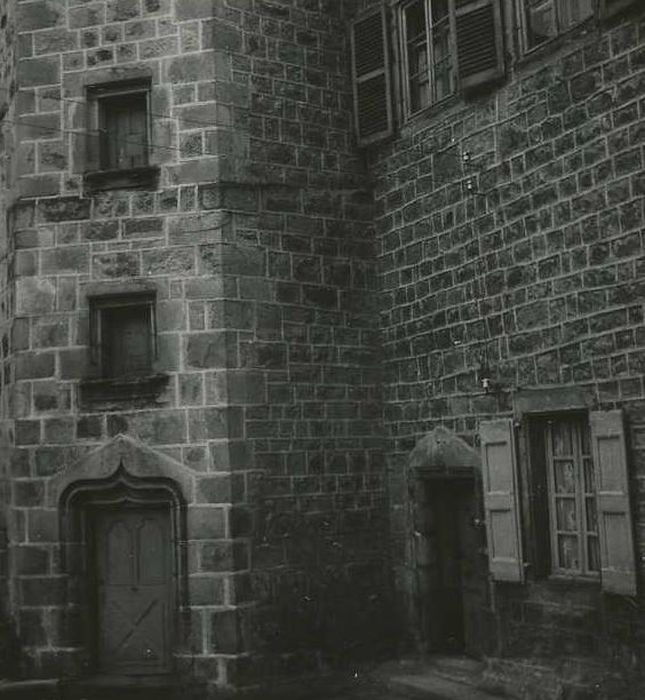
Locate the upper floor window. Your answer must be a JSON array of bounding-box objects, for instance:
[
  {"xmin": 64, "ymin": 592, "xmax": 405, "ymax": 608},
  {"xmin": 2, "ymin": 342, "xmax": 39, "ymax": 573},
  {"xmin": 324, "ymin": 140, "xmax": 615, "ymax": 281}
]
[
  {"xmin": 99, "ymin": 90, "xmax": 149, "ymax": 171},
  {"xmin": 85, "ymin": 79, "xmax": 158, "ymax": 191},
  {"xmin": 520, "ymin": 0, "xmax": 594, "ymax": 50},
  {"xmin": 396, "ymin": 0, "xmax": 504, "ymax": 120},
  {"xmin": 90, "ymin": 293, "xmax": 156, "ymax": 379},
  {"xmin": 401, "ymin": 0, "xmax": 454, "ymax": 114}
]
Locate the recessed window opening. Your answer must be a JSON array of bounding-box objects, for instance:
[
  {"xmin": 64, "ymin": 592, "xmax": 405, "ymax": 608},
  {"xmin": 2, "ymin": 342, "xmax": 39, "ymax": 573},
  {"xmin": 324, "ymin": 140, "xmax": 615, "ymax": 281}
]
[{"xmin": 90, "ymin": 293, "xmax": 156, "ymax": 379}]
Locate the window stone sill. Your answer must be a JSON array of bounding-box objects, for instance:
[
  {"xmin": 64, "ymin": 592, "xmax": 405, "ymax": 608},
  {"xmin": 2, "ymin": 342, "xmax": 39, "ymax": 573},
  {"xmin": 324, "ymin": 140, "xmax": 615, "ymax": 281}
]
[
  {"xmin": 84, "ymin": 165, "xmax": 159, "ymax": 192},
  {"xmin": 79, "ymin": 373, "xmax": 170, "ymax": 409}
]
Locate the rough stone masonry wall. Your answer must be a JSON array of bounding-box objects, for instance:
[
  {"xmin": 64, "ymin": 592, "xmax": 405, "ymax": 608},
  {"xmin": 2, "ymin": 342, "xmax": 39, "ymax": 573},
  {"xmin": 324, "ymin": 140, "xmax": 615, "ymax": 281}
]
[
  {"xmin": 366, "ymin": 3, "xmax": 645, "ymax": 679},
  {"xmin": 0, "ymin": 0, "xmax": 19, "ymax": 678},
  {"xmin": 7, "ymin": 0, "xmax": 254, "ymax": 687},
  {"xmin": 201, "ymin": 0, "xmax": 391, "ymax": 682},
  {"xmin": 4, "ymin": 0, "xmax": 388, "ymax": 690}
]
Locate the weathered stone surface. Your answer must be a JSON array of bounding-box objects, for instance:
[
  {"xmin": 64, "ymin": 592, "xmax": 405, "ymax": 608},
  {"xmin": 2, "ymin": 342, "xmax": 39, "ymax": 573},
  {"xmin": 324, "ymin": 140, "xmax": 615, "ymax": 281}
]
[
  {"xmin": 17, "ymin": 1, "xmax": 63, "ymax": 31},
  {"xmin": 16, "ymin": 278, "xmax": 56, "ymax": 314},
  {"xmin": 17, "ymin": 56, "xmax": 60, "ymax": 86},
  {"xmin": 185, "ymin": 333, "xmax": 228, "ymax": 369}
]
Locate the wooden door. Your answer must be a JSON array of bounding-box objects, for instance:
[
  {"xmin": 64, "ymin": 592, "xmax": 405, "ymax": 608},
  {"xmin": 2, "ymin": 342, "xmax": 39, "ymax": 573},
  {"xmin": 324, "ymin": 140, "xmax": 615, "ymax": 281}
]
[
  {"xmin": 94, "ymin": 506, "xmax": 172, "ymax": 674},
  {"xmin": 426, "ymin": 480, "xmax": 489, "ymax": 656}
]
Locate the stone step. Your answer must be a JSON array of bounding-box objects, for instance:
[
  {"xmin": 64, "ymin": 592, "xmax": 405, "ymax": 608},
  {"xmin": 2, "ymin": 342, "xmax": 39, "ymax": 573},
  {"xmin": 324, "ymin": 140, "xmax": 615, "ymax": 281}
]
[
  {"xmin": 371, "ymin": 656, "xmax": 510, "ymax": 700},
  {"xmin": 385, "ymin": 672, "xmax": 506, "ymax": 700}
]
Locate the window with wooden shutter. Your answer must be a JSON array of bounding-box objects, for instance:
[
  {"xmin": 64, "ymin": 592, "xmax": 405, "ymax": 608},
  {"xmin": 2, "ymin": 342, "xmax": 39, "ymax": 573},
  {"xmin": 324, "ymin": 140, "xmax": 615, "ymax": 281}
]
[
  {"xmin": 455, "ymin": 0, "xmax": 504, "ymax": 91},
  {"xmin": 589, "ymin": 410, "xmax": 637, "ymax": 596},
  {"xmin": 480, "ymin": 419, "xmax": 524, "ymax": 583},
  {"xmin": 351, "ymin": 5, "xmax": 394, "ymax": 146}
]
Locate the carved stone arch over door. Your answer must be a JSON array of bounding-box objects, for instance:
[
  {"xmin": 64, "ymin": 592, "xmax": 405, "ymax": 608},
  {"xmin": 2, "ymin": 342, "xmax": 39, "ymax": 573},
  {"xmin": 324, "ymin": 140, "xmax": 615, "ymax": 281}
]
[
  {"xmin": 404, "ymin": 427, "xmax": 493, "ymax": 657},
  {"xmin": 53, "ymin": 435, "xmax": 192, "ymax": 677}
]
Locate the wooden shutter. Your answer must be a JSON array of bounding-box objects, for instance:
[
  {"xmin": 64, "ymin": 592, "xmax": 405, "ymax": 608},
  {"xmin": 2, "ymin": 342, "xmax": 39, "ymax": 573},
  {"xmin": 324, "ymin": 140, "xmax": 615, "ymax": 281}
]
[
  {"xmin": 590, "ymin": 410, "xmax": 637, "ymax": 596},
  {"xmin": 350, "ymin": 5, "xmax": 393, "ymax": 146},
  {"xmin": 600, "ymin": 0, "xmax": 638, "ymax": 20},
  {"xmin": 480, "ymin": 419, "xmax": 524, "ymax": 582},
  {"xmin": 455, "ymin": 0, "xmax": 504, "ymax": 92}
]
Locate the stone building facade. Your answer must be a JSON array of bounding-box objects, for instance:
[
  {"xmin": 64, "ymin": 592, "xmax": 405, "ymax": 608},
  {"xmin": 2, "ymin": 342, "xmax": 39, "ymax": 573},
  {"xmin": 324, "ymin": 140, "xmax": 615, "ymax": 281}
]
[
  {"xmin": 0, "ymin": 0, "xmax": 387, "ymax": 694},
  {"xmin": 0, "ymin": 0, "xmax": 644, "ymax": 697}
]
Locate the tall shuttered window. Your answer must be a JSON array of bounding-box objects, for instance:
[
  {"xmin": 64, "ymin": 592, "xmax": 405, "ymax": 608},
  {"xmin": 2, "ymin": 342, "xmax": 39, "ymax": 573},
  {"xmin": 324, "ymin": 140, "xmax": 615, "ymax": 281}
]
[
  {"xmin": 398, "ymin": 0, "xmax": 504, "ymax": 117},
  {"xmin": 541, "ymin": 416, "xmax": 600, "ymax": 577},
  {"xmin": 481, "ymin": 410, "xmax": 636, "ymax": 595},
  {"xmin": 351, "ymin": 6, "xmax": 394, "ymax": 146}
]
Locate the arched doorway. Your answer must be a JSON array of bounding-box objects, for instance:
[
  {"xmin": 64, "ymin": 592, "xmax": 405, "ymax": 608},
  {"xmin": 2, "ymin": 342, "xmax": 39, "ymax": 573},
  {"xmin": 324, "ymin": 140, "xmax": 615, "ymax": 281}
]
[
  {"xmin": 407, "ymin": 427, "xmax": 494, "ymax": 657},
  {"xmin": 59, "ymin": 463, "xmax": 186, "ymax": 677}
]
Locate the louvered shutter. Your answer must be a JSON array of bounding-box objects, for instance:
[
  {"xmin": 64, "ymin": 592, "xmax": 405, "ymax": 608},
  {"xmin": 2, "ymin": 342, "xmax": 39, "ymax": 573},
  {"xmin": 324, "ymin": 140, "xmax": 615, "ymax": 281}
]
[
  {"xmin": 350, "ymin": 5, "xmax": 393, "ymax": 146},
  {"xmin": 480, "ymin": 419, "xmax": 524, "ymax": 582},
  {"xmin": 455, "ymin": 0, "xmax": 504, "ymax": 92},
  {"xmin": 600, "ymin": 0, "xmax": 638, "ymax": 19},
  {"xmin": 590, "ymin": 410, "xmax": 637, "ymax": 596}
]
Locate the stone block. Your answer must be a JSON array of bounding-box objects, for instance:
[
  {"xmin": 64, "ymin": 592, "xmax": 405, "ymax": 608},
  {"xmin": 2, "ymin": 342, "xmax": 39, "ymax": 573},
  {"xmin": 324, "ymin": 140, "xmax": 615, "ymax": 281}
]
[
  {"xmin": 142, "ymin": 248, "xmax": 195, "ymax": 275},
  {"xmin": 20, "ymin": 576, "xmax": 65, "ymax": 606},
  {"xmin": 16, "ymin": 277, "xmax": 57, "ymax": 316},
  {"xmin": 165, "ymin": 53, "xmax": 217, "ymax": 83},
  {"xmin": 27, "ymin": 508, "xmax": 58, "ymax": 541},
  {"xmin": 107, "ymin": 0, "xmax": 140, "ymax": 21},
  {"xmin": 34, "ymin": 447, "xmax": 66, "ymax": 477},
  {"xmin": 14, "ymin": 546, "xmax": 49, "ymax": 575},
  {"xmin": 187, "ymin": 506, "xmax": 226, "ymax": 540},
  {"xmin": 179, "ymin": 373, "xmax": 204, "ymax": 406},
  {"xmin": 175, "ymin": 0, "xmax": 216, "ymax": 20},
  {"xmin": 225, "ymin": 370, "xmax": 266, "ymax": 404},
  {"xmin": 199, "ymin": 243, "xmax": 266, "ymax": 277},
  {"xmin": 81, "ymin": 220, "xmax": 119, "ymax": 241},
  {"xmin": 38, "ymin": 197, "xmax": 91, "ymax": 222},
  {"xmin": 188, "ymin": 575, "xmax": 226, "ymax": 605},
  {"xmin": 77, "ymin": 415, "xmax": 103, "ymax": 440},
  {"xmin": 12, "ymin": 318, "xmax": 30, "ymax": 351},
  {"xmin": 210, "ymin": 609, "xmax": 242, "ymax": 654},
  {"xmin": 202, "ymin": 20, "xmax": 243, "ymax": 52},
  {"xmin": 197, "ymin": 475, "xmax": 233, "ymax": 504},
  {"xmin": 156, "ymin": 333, "xmax": 181, "ymax": 372},
  {"xmin": 209, "ymin": 440, "xmax": 253, "ymax": 471},
  {"xmin": 34, "ymin": 28, "xmax": 79, "ymax": 54},
  {"xmin": 18, "ymin": 56, "xmax": 60, "ymax": 86},
  {"xmin": 93, "ymin": 252, "xmax": 141, "ymax": 278},
  {"xmin": 13, "ymin": 480, "xmax": 45, "ymax": 507},
  {"xmin": 43, "ymin": 417, "xmax": 75, "ymax": 443},
  {"xmin": 185, "ymin": 332, "xmax": 228, "ymax": 369},
  {"xmin": 18, "ymin": 174, "xmax": 61, "ymax": 198},
  {"xmin": 15, "ymin": 351, "xmax": 55, "ymax": 379},
  {"xmin": 119, "ymin": 410, "xmax": 187, "ymax": 445},
  {"xmin": 59, "ymin": 348, "xmax": 89, "ymax": 380},
  {"xmin": 19, "ymin": 609, "xmax": 47, "ymax": 646},
  {"xmin": 41, "ymin": 246, "xmax": 89, "ymax": 274},
  {"xmin": 123, "ymin": 216, "xmax": 163, "ymax": 238},
  {"xmin": 17, "ymin": 1, "xmax": 63, "ymax": 31},
  {"xmin": 15, "ymin": 420, "xmax": 40, "ymax": 446}
]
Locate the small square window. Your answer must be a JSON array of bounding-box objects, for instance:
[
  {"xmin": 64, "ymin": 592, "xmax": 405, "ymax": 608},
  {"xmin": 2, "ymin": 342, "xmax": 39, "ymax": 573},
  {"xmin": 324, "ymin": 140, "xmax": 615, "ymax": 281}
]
[
  {"xmin": 99, "ymin": 91, "xmax": 149, "ymax": 171},
  {"xmin": 90, "ymin": 293, "xmax": 156, "ymax": 379}
]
